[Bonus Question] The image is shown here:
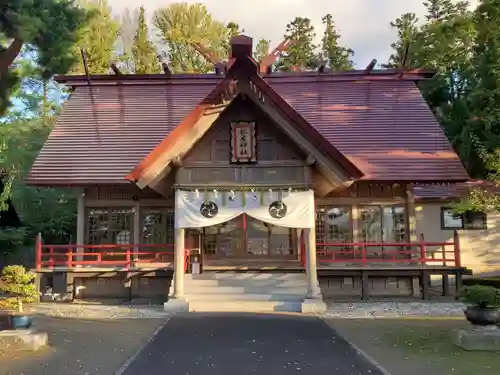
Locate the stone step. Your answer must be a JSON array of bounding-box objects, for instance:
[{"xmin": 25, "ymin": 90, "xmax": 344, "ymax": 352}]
[
  {"xmin": 184, "ymin": 285, "xmax": 308, "ymax": 295},
  {"xmin": 188, "ymin": 300, "xmax": 303, "ymax": 313},
  {"xmin": 184, "ymin": 280, "xmax": 308, "ymax": 289},
  {"xmin": 189, "ymin": 272, "xmax": 306, "ymax": 281},
  {"xmin": 186, "ymin": 292, "xmax": 305, "ymax": 302}
]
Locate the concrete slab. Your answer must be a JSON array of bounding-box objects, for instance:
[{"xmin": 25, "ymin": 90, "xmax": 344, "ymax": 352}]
[
  {"xmin": 301, "ymin": 298, "xmax": 327, "ymax": 313},
  {"xmin": 453, "ymin": 326, "xmax": 500, "ymax": 351},
  {"xmin": 163, "ymin": 298, "xmax": 189, "ymax": 313},
  {"xmin": 0, "ymin": 329, "xmax": 48, "ymax": 351}
]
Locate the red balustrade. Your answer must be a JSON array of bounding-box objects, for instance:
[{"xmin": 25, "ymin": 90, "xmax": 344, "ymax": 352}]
[
  {"xmin": 35, "ymin": 235, "xmax": 189, "ymax": 271},
  {"xmin": 298, "ymin": 231, "xmax": 461, "ymax": 268}
]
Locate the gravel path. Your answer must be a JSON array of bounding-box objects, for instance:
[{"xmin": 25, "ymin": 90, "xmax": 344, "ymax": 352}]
[
  {"xmin": 323, "ymin": 301, "xmax": 465, "ymax": 318},
  {"xmin": 28, "ymin": 303, "xmax": 171, "ymax": 319}
]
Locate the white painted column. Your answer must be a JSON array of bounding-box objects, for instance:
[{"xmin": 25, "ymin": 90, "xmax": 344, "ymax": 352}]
[
  {"xmin": 173, "ymin": 227, "xmax": 185, "ymax": 299},
  {"xmin": 305, "ymin": 227, "xmax": 322, "ymax": 299}
]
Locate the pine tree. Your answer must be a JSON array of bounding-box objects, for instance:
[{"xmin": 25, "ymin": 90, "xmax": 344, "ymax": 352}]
[
  {"xmin": 132, "ymin": 6, "xmax": 162, "ymax": 74},
  {"xmin": 71, "ymin": 0, "xmax": 119, "ymax": 74},
  {"xmin": 320, "ymin": 14, "xmax": 354, "ymax": 71},
  {"xmin": 0, "ymin": 0, "xmax": 89, "ymax": 115},
  {"xmin": 423, "ymin": 0, "xmax": 469, "ymax": 22},
  {"xmin": 254, "ymin": 39, "xmax": 271, "ymax": 62},
  {"xmin": 383, "ymin": 13, "xmax": 420, "ymax": 69},
  {"xmin": 276, "ymin": 17, "xmax": 317, "ymax": 71}
]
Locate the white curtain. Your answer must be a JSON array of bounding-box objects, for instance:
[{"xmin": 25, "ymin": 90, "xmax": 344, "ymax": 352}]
[{"xmin": 175, "ymin": 189, "xmax": 315, "ymax": 229}]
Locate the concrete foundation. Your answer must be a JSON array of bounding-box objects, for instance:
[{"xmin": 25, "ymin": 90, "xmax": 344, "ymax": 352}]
[
  {"xmin": 301, "ymin": 299, "xmax": 327, "ymax": 314},
  {"xmin": 163, "ymin": 298, "xmax": 189, "ymax": 313},
  {"xmin": 452, "ymin": 326, "xmax": 500, "ymax": 351},
  {"xmin": 0, "ymin": 329, "xmax": 48, "ymax": 351}
]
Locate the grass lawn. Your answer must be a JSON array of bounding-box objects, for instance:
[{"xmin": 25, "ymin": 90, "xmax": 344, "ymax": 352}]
[{"xmin": 327, "ymin": 318, "xmax": 500, "ymax": 375}]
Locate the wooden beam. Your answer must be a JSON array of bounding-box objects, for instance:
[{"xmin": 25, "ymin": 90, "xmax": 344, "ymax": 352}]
[
  {"xmin": 162, "ymin": 62, "xmax": 172, "ymax": 76},
  {"xmin": 365, "ymin": 59, "xmax": 377, "ymax": 73},
  {"xmin": 259, "ymin": 39, "xmax": 294, "ymax": 74},
  {"xmin": 80, "ymin": 48, "xmax": 91, "ymax": 85},
  {"xmin": 110, "ymin": 63, "xmax": 121, "ymax": 75}
]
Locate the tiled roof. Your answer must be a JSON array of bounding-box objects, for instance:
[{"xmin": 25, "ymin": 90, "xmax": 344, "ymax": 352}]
[
  {"xmin": 26, "ymin": 71, "xmax": 468, "ymax": 185},
  {"xmin": 414, "ymin": 180, "xmax": 498, "ymax": 200}
]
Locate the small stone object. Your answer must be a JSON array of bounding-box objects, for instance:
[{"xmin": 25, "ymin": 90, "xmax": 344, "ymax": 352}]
[
  {"xmin": 0, "ymin": 329, "xmax": 48, "ymax": 351},
  {"xmin": 452, "ymin": 326, "xmax": 500, "ymax": 351}
]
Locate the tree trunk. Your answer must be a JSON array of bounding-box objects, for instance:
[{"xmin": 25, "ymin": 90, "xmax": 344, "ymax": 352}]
[{"xmin": 0, "ymin": 39, "xmax": 23, "ymax": 75}]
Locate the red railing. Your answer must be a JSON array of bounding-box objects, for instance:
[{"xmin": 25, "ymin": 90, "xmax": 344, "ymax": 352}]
[
  {"xmin": 316, "ymin": 231, "xmax": 461, "ymax": 267},
  {"xmin": 35, "ymin": 234, "xmax": 190, "ymax": 271}
]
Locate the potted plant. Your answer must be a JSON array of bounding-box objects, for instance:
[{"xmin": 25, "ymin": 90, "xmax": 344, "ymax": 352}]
[
  {"xmin": 460, "ymin": 285, "xmax": 500, "ymax": 326},
  {"xmin": 0, "ymin": 265, "xmax": 38, "ymax": 330}
]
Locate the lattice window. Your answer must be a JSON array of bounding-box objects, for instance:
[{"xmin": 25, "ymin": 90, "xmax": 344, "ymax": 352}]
[
  {"xmin": 86, "ymin": 207, "xmax": 134, "ymax": 245},
  {"xmin": 315, "ymin": 207, "xmax": 326, "ymax": 251},
  {"xmin": 141, "ymin": 208, "xmax": 167, "ymax": 244}
]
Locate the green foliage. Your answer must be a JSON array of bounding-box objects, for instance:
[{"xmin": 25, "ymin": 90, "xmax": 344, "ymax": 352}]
[
  {"xmin": 0, "ymin": 227, "xmax": 28, "ymax": 254},
  {"xmin": 463, "ymin": 277, "xmax": 500, "ymax": 289},
  {"xmin": 0, "ymin": 118, "xmax": 77, "ymax": 245},
  {"xmin": 153, "ymin": 2, "xmax": 229, "ymax": 73},
  {"xmin": 0, "ymin": 0, "xmax": 90, "ymax": 114},
  {"xmin": 320, "ymin": 14, "xmax": 354, "ymax": 71},
  {"xmin": 276, "ymin": 17, "xmax": 318, "ymax": 72},
  {"xmin": 253, "ymin": 39, "xmax": 270, "ymax": 63},
  {"xmin": 0, "ymin": 265, "xmax": 38, "ymax": 310},
  {"xmin": 70, "ymin": 0, "xmax": 119, "ymax": 74},
  {"xmin": 460, "ymin": 284, "xmax": 500, "ymax": 309},
  {"xmin": 132, "ymin": 6, "xmax": 162, "ymax": 74}
]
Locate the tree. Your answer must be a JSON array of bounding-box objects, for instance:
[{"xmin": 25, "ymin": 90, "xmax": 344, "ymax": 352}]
[
  {"xmin": 423, "ymin": 0, "xmax": 470, "ymax": 22},
  {"xmin": 320, "ymin": 14, "xmax": 354, "ymax": 71},
  {"xmin": 153, "ymin": 2, "xmax": 229, "ymax": 73},
  {"xmin": 132, "ymin": 6, "xmax": 162, "ymax": 74},
  {"xmin": 385, "ymin": 2, "xmax": 480, "ymax": 175},
  {"xmin": 70, "ymin": 0, "xmax": 119, "ymax": 74},
  {"xmin": 0, "ymin": 0, "xmax": 89, "ymax": 115},
  {"xmin": 383, "ymin": 13, "xmax": 420, "ymax": 69},
  {"xmin": 254, "ymin": 39, "xmax": 271, "ymax": 62},
  {"xmin": 276, "ymin": 17, "xmax": 318, "ymax": 72},
  {"xmin": 116, "ymin": 7, "xmax": 139, "ymax": 73}
]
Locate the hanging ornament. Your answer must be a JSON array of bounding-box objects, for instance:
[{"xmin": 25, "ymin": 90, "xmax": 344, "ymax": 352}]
[
  {"xmin": 229, "ymin": 190, "xmax": 235, "ymax": 201},
  {"xmin": 260, "ymin": 191, "xmax": 265, "ymax": 206},
  {"xmin": 222, "ymin": 191, "xmax": 227, "ymax": 206},
  {"xmin": 195, "ymin": 189, "xmax": 200, "ymax": 199},
  {"xmin": 213, "ymin": 189, "xmax": 218, "ymax": 199},
  {"xmin": 203, "ymin": 190, "xmax": 209, "ymax": 204},
  {"xmin": 242, "ymin": 191, "xmax": 247, "ymax": 207},
  {"xmin": 251, "ymin": 188, "xmax": 258, "ymax": 202}
]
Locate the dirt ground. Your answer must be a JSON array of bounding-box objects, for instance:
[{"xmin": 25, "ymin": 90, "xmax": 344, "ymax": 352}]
[
  {"xmin": 0, "ymin": 316, "xmax": 164, "ymax": 375},
  {"xmin": 326, "ymin": 318, "xmax": 500, "ymax": 375}
]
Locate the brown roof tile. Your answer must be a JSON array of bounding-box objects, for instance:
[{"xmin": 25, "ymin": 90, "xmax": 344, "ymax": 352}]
[
  {"xmin": 26, "ymin": 71, "xmax": 468, "ymax": 185},
  {"xmin": 414, "ymin": 180, "xmax": 499, "ymax": 200}
]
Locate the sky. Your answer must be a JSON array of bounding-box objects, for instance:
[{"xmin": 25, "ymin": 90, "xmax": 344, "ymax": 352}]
[{"xmin": 111, "ymin": 0, "xmax": 479, "ymax": 68}]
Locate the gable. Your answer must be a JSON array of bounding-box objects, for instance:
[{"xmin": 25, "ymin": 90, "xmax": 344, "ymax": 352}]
[{"xmin": 183, "ymin": 96, "xmax": 306, "ymax": 164}]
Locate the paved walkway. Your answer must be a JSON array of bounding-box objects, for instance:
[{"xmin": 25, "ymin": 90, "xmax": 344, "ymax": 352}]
[{"xmin": 121, "ymin": 313, "xmax": 385, "ymax": 375}]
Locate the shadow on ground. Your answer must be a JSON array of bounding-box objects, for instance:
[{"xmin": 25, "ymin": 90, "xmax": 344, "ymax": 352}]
[
  {"xmin": 0, "ymin": 316, "xmax": 163, "ymax": 375},
  {"xmin": 121, "ymin": 312, "xmax": 385, "ymax": 375}
]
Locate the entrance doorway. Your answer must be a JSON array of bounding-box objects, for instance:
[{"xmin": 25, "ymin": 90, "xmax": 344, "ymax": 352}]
[{"xmin": 201, "ymin": 214, "xmax": 299, "ymax": 266}]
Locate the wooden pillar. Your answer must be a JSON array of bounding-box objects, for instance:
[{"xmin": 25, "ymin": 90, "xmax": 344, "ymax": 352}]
[
  {"xmin": 76, "ymin": 191, "xmax": 85, "ymax": 262},
  {"xmin": 173, "ymin": 227, "xmax": 185, "ymax": 299},
  {"xmin": 133, "ymin": 201, "xmax": 141, "ymax": 261},
  {"xmin": 305, "ymin": 227, "xmax": 321, "ymax": 299},
  {"xmin": 405, "ymin": 187, "xmax": 417, "ymax": 242}
]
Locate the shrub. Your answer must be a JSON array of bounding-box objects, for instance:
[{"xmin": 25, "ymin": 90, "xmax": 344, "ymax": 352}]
[
  {"xmin": 463, "ymin": 277, "xmax": 500, "ymax": 289},
  {"xmin": 460, "ymin": 284, "xmax": 500, "ymax": 309},
  {"xmin": 0, "ymin": 265, "xmax": 38, "ymax": 311}
]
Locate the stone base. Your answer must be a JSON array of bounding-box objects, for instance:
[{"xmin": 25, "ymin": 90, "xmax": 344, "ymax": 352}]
[
  {"xmin": 301, "ymin": 298, "xmax": 327, "ymax": 314},
  {"xmin": 163, "ymin": 298, "xmax": 189, "ymax": 313},
  {"xmin": 0, "ymin": 329, "xmax": 48, "ymax": 351},
  {"xmin": 452, "ymin": 326, "xmax": 500, "ymax": 351}
]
